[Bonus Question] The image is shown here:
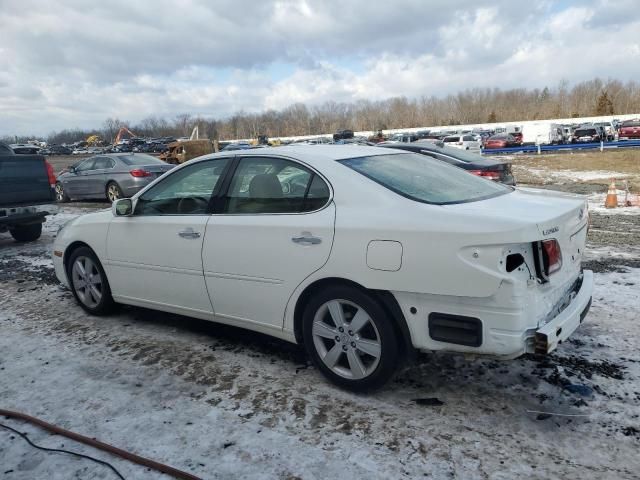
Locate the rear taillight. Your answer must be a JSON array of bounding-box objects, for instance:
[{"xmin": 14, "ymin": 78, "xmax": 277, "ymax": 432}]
[
  {"xmin": 542, "ymin": 239, "xmax": 562, "ymax": 274},
  {"xmin": 45, "ymin": 160, "xmax": 56, "ymax": 187},
  {"xmin": 469, "ymin": 169, "xmax": 501, "ymax": 181},
  {"xmin": 130, "ymin": 169, "xmax": 151, "ymax": 177},
  {"xmin": 532, "ymin": 239, "xmax": 562, "ymax": 282}
]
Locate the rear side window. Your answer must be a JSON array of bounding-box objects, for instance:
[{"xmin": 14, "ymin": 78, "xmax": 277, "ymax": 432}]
[
  {"xmin": 223, "ymin": 157, "xmax": 330, "ymax": 214},
  {"xmin": 120, "ymin": 154, "xmax": 165, "ymax": 165},
  {"xmin": 340, "ymin": 153, "xmax": 509, "ymax": 205},
  {"xmin": 463, "ymin": 136, "xmax": 475, "ymax": 141}
]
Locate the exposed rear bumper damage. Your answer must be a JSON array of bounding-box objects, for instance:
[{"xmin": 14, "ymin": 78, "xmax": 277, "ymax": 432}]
[{"xmin": 532, "ymin": 270, "xmax": 593, "ymax": 355}]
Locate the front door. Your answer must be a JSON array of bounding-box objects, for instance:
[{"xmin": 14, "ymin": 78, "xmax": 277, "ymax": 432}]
[
  {"xmin": 202, "ymin": 155, "xmax": 335, "ymax": 329},
  {"xmin": 106, "ymin": 157, "xmax": 231, "ymax": 317}
]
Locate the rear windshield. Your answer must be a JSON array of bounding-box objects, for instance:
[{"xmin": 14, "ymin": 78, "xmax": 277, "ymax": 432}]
[
  {"xmin": 574, "ymin": 129, "xmax": 596, "ymax": 136},
  {"xmin": 442, "ymin": 136, "xmax": 458, "ymax": 142},
  {"xmin": 622, "ymin": 120, "xmax": 640, "ymax": 127},
  {"xmin": 339, "ymin": 153, "xmax": 510, "ymax": 205},
  {"xmin": 119, "ymin": 154, "xmax": 165, "ymax": 165}
]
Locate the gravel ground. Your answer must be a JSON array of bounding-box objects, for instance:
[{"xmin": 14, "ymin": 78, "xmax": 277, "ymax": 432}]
[{"xmin": 1, "ymin": 160, "xmax": 639, "ymax": 479}]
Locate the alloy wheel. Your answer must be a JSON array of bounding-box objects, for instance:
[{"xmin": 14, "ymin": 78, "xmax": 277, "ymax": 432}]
[
  {"xmin": 312, "ymin": 299, "xmax": 382, "ymax": 380},
  {"xmin": 55, "ymin": 183, "xmax": 65, "ymax": 201},
  {"xmin": 107, "ymin": 184, "xmax": 121, "ymax": 202},
  {"xmin": 71, "ymin": 256, "xmax": 103, "ymax": 308}
]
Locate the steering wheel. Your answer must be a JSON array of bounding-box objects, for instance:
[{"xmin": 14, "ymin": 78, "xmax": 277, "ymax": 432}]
[{"xmin": 177, "ymin": 196, "xmax": 209, "ymax": 214}]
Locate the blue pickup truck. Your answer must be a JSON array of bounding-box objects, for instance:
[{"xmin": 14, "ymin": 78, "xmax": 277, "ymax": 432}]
[{"xmin": 0, "ymin": 141, "xmax": 58, "ymax": 242}]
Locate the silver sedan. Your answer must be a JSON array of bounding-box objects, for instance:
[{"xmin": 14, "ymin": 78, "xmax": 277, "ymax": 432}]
[{"xmin": 55, "ymin": 153, "xmax": 174, "ymax": 202}]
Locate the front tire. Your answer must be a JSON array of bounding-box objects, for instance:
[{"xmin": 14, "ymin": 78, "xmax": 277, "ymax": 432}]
[
  {"xmin": 106, "ymin": 182, "xmax": 123, "ymax": 202},
  {"xmin": 302, "ymin": 285, "xmax": 399, "ymax": 392},
  {"xmin": 9, "ymin": 223, "xmax": 42, "ymax": 242},
  {"xmin": 67, "ymin": 246, "xmax": 115, "ymax": 315}
]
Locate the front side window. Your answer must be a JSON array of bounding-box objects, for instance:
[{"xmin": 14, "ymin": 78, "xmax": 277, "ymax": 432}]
[
  {"xmin": 136, "ymin": 158, "xmax": 229, "ymax": 215},
  {"xmin": 224, "ymin": 157, "xmax": 330, "ymax": 214},
  {"xmin": 340, "ymin": 153, "xmax": 510, "ymax": 205}
]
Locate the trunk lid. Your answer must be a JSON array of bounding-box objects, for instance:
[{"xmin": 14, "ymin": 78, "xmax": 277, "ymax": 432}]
[{"xmin": 0, "ymin": 154, "xmax": 55, "ymax": 206}]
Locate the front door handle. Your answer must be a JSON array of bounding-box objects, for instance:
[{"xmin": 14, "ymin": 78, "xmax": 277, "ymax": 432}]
[
  {"xmin": 292, "ymin": 235, "xmax": 321, "ymax": 245},
  {"xmin": 178, "ymin": 228, "xmax": 201, "ymax": 239}
]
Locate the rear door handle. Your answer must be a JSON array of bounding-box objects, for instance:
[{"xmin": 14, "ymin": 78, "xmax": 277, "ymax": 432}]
[
  {"xmin": 178, "ymin": 228, "xmax": 201, "ymax": 239},
  {"xmin": 292, "ymin": 235, "xmax": 321, "ymax": 245}
]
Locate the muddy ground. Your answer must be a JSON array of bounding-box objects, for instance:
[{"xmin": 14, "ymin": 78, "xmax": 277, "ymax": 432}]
[{"xmin": 1, "ymin": 150, "xmax": 639, "ymax": 479}]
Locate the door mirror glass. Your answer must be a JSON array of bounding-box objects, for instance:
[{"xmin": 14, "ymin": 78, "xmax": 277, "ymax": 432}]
[{"xmin": 113, "ymin": 198, "xmax": 133, "ymax": 216}]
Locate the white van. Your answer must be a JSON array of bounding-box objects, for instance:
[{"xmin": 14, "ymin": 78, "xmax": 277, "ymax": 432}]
[{"xmin": 522, "ymin": 123, "xmax": 564, "ymax": 145}]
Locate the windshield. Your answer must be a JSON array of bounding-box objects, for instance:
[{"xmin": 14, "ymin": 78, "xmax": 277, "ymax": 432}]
[
  {"xmin": 575, "ymin": 129, "xmax": 596, "ymax": 136},
  {"xmin": 119, "ymin": 154, "xmax": 165, "ymax": 165},
  {"xmin": 340, "ymin": 153, "xmax": 510, "ymax": 205}
]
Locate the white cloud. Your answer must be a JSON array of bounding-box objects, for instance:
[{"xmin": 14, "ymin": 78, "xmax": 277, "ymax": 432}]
[{"xmin": 0, "ymin": 0, "xmax": 639, "ymax": 136}]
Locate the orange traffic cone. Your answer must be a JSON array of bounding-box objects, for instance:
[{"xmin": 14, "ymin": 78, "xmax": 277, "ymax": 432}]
[{"xmin": 605, "ymin": 179, "xmax": 618, "ymax": 209}]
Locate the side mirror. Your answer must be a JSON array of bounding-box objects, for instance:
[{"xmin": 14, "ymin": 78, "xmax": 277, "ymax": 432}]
[
  {"xmin": 112, "ymin": 198, "xmax": 133, "ymax": 216},
  {"xmin": 68, "ymin": 166, "xmax": 76, "ymax": 173}
]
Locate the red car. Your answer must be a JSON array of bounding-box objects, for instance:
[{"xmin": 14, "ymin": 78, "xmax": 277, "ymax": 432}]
[
  {"xmin": 618, "ymin": 120, "xmax": 640, "ymax": 140},
  {"xmin": 484, "ymin": 134, "xmax": 519, "ymax": 149}
]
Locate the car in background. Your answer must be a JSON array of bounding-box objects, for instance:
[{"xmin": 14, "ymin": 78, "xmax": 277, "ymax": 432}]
[
  {"xmin": 221, "ymin": 141, "xmax": 253, "ymax": 151},
  {"xmin": 10, "ymin": 144, "xmax": 41, "ymax": 154},
  {"xmin": 618, "ymin": 120, "xmax": 640, "ymax": 140},
  {"xmin": 55, "ymin": 153, "xmax": 174, "ymax": 203},
  {"xmin": 442, "ymin": 134, "xmax": 482, "ymax": 153},
  {"xmin": 45, "ymin": 145, "xmax": 73, "ymax": 156},
  {"xmin": 593, "ymin": 122, "xmax": 616, "ymax": 141},
  {"xmin": 333, "ymin": 129, "xmax": 354, "ymax": 141},
  {"xmin": 484, "ymin": 134, "xmax": 519, "ymax": 149},
  {"xmin": 379, "ymin": 141, "xmax": 515, "ymax": 185},
  {"xmin": 571, "ymin": 127, "xmax": 603, "ymax": 143},
  {"xmin": 53, "ymin": 145, "xmax": 591, "ymax": 391}
]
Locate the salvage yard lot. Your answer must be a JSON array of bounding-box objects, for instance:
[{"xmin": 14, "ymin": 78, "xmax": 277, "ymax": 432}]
[{"xmin": 1, "ymin": 151, "xmax": 640, "ymax": 479}]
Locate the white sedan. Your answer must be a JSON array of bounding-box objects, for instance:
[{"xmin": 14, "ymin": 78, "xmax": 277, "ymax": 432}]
[{"xmin": 52, "ymin": 145, "xmax": 593, "ymax": 391}]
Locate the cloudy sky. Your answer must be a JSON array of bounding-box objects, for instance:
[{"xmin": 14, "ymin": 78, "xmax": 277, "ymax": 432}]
[{"xmin": 1, "ymin": 0, "xmax": 639, "ymax": 136}]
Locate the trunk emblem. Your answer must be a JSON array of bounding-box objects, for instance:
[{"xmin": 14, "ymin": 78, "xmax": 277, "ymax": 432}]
[{"xmin": 543, "ymin": 226, "xmax": 559, "ymax": 236}]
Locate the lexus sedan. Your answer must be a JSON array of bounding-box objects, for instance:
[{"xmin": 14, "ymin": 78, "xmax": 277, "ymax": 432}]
[
  {"xmin": 55, "ymin": 153, "xmax": 174, "ymax": 203},
  {"xmin": 53, "ymin": 146, "xmax": 592, "ymax": 391},
  {"xmin": 379, "ymin": 141, "xmax": 515, "ymax": 185}
]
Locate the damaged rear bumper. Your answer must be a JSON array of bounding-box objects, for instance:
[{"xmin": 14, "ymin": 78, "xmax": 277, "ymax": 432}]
[{"xmin": 532, "ymin": 270, "xmax": 593, "ymax": 355}]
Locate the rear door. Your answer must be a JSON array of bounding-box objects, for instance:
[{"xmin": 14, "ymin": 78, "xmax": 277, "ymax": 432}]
[
  {"xmin": 86, "ymin": 156, "xmax": 114, "ymax": 197},
  {"xmin": 202, "ymin": 155, "xmax": 335, "ymax": 329}
]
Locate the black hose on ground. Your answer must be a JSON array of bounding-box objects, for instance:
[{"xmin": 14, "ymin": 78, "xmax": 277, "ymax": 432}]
[{"xmin": 0, "ymin": 409, "xmax": 202, "ymax": 480}]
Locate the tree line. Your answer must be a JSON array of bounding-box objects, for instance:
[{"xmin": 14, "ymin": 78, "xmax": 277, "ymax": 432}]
[{"xmin": 4, "ymin": 77, "xmax": 640, "ymax": 145}]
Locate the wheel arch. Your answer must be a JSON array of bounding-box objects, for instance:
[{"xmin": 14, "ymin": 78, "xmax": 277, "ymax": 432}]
[
  {"xmin": 63, "ymin": 241, "xmax": 96, "ymax": 273},
  {"xmin": 292, "ymin": 277, "xmax": 416, "ymax": 362}
]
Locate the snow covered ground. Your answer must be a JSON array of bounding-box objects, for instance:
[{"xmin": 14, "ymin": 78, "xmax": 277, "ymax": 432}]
[{"xmin": 1, "ymin": 206, "xmax": 639, "ymax": 479}]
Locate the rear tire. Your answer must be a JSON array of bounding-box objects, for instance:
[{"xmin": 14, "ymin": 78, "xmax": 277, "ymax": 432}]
[
  {"xmin": 55, "ymin": 182, "xmax": 70, "ymax": 203},
  {"xmin": 66, "ymin": 246, "xmax": 115, "ymax": 315},
  {"xmin": 302, "ymin": 285, "xmax": 399, "ymax": 392},
  {"xmin": 9, "ymin": 223, "xmax": 42, "ymax": 242},
  {"xmin": 106, "ymin": 182, "xmax": 123, "ymax": 203}
]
